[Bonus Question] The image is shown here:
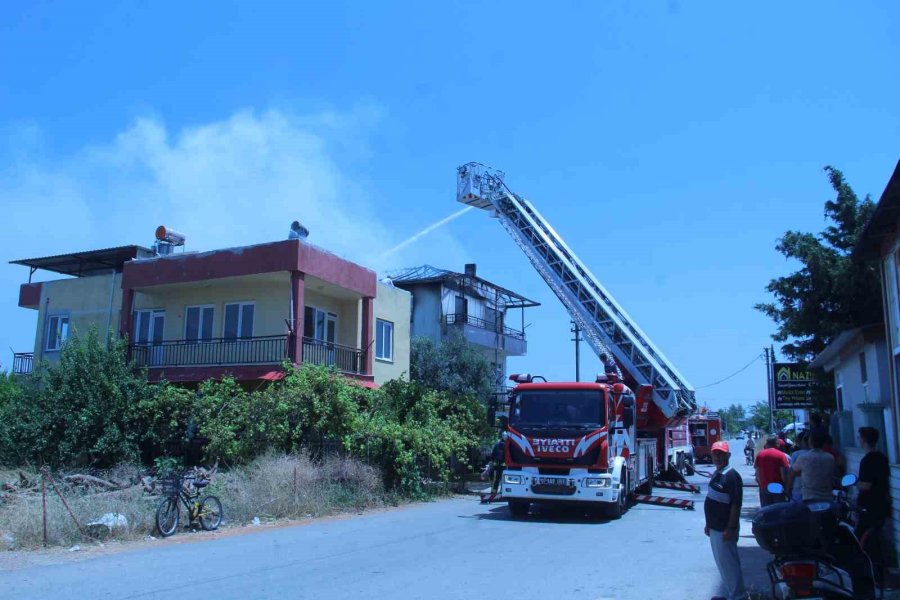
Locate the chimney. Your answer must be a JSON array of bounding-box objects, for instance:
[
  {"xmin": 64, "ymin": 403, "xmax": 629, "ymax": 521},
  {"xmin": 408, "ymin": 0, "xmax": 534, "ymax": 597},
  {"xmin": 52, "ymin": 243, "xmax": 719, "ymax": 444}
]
[{"xmin": 464, "ymin": 263, "xmax": 477, "ymax": 277}]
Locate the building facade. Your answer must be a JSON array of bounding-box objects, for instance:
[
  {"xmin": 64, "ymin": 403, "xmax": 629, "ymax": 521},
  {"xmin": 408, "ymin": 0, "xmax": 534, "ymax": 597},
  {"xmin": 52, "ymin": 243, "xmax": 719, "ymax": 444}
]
[
  {"xmin": 12, "ymin": 238, "xmax": 410, "ymax": 386},
  {"xmin": 851, "ymin": 158, "xmax": 900, "ymax": 561},
  {"xmin": 388, "ymin": 263, "xmax": 538, "ymax": 392}
]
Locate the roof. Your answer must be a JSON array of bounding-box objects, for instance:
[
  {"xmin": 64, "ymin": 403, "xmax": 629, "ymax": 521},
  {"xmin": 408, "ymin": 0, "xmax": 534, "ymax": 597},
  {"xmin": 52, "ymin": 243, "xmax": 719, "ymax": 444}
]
[
  {"xmin": 809, "ymin": 323, "xmax": 885, "ymax": 370},
  {"xmin": 10, "ymin": 245, "xmax": 155, "ymax": 277},
  {"xmin": 855, "ymin": 159, "xmax": 900, "ymax": 260},
  {"xmin": 388, "ymin": 265, "xmax": 539, "ymax": 308}
]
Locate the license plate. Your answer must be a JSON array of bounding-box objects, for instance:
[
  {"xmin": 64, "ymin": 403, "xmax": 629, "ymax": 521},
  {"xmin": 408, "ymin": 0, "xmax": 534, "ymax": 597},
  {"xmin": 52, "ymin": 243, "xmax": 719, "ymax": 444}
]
[{"xmin": 537, "ymin": 477, "xmax": 570, "ymax": 486}]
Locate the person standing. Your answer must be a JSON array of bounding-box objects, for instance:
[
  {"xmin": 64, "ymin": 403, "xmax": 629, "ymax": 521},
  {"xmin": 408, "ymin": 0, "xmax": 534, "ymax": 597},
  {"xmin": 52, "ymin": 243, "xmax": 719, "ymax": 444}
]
[
  {"xmin": 786, "ymin": 432, "xmax": 835, "ymax": 502},
  {"xmin": 788, "ymin": 433, "xmax": 810, "ymax": 502},
  {"xmin": 704, "ymin": 441, "xmax": 748, "ymax": 600},
  {"xmin": 755, "ymin": 436, "xmax": 790, "ymax": 506},
  {"xmin": 857, "ymin": 426, "xmax": 891, "ymax": 583}
]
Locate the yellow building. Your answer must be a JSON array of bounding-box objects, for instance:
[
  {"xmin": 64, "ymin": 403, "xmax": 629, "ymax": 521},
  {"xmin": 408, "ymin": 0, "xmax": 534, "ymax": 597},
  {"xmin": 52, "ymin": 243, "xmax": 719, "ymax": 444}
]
[{"xmin": 13, "ymin": 239, "xmax": 409, "ymax": 386}]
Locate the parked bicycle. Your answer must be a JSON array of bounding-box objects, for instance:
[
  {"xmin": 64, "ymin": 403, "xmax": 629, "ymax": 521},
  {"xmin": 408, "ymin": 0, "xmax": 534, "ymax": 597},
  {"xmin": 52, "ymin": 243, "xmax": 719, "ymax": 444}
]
[{"xmin": 155, "ymin": 473, "xmax": 223, "ymax": 537}]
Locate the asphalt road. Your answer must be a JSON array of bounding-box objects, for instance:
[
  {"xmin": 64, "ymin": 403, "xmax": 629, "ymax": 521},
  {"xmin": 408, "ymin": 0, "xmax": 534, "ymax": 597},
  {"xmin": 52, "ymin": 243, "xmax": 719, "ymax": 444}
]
[{"xmin": 1, "ymin": 459, "xmax": 771, "ymax": 600}]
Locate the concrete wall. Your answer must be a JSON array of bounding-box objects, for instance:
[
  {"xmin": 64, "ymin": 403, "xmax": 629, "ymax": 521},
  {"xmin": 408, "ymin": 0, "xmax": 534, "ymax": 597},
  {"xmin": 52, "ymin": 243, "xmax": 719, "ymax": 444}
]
[
  {"xmin": 372, "ymin": 282, "xmax": 411, "ymax": 384},
  {"xmin": 408, "ymin": 283, "xmax": 442, "ymax": 342},
  {"xmin": 133, "ymin": 275, "xmax": 293, "ymax": 342},
  {"xmin": 302, "ymin": 289, "xmax": 359, "ymax": 349},
  {"xmin": 33, "ymin": 273, "xmax": 123, "ymax": 365}
]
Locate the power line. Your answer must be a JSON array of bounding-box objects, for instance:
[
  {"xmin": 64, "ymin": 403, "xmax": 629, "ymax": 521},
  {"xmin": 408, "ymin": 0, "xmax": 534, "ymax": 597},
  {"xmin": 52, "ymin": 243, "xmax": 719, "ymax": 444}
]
[{"xmin": 696, "ymin": 353, "xmax": 765, "ymax": 390}]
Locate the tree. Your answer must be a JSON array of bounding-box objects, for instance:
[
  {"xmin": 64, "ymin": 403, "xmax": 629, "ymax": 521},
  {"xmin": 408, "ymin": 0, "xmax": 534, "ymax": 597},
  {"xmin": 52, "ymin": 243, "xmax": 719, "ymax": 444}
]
[
  {"xmin": 749, "ymin": 401, "xmax": 793, "ymax": 433},
  {"xmin": 756, "ymin": 167, "xmax": 880, "ymax": 361},
  {"xmin": 719, "ymin": 403, "xmax": 747, "ymax": 435},
  {"xmin": 409, "ymin": 333, "xmax": 495, "ymax": 401}
]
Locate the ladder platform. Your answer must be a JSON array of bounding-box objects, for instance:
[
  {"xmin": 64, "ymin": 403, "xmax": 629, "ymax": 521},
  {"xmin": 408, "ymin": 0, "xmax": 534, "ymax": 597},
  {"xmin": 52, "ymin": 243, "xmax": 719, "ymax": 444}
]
[
  {"xmin": 633, "ymin": 494, "xmax": 695, "ymax": 510},
  {"xmin": 653, "ymin": 480, "xmax": 701, "ymax": 493}
]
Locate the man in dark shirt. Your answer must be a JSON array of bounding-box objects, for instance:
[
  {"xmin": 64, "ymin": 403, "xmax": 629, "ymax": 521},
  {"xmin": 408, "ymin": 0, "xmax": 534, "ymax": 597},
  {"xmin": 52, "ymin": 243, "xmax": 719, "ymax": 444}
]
[
  {"xmin": 704, "ymin": 441, "xmax": 747, "ymax": 600},
  {"xmin": 857, "ymin": 426, "xmax": 891, "ymax": 582}
]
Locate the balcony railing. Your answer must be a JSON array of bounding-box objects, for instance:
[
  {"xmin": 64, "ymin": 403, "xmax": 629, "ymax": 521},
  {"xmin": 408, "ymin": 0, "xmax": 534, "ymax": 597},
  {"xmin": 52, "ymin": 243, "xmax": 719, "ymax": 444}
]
[
  {"xmin": 302, "ymin": 337, "xmax": 366, "ymax": 374},
  {"xmin": 12, "ymin": 352, "xmax": 34, "ymax": 375},
  {"xmin": 129, "ymin": 335, "xmax": 290, "ymax": 368},
  {"xmin": 443, "ymin": 313, "xmax": 525, "ymax": 340}
]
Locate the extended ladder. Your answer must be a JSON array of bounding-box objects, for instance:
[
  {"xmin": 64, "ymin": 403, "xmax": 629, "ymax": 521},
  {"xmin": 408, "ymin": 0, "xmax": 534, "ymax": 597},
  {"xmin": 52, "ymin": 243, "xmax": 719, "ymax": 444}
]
[{"xmin": 457, "ymin": 162, "xmax": 697, "ymax": 419}]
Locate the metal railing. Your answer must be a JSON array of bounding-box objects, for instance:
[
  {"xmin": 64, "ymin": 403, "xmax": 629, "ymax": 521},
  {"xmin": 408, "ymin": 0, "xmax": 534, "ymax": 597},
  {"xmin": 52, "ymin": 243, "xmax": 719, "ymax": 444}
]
[
  {"xmin": 443, "ymin": 313, "xmax": 525, "ymax": 340},
  {"xmin": 12, "ymin": 352, "xmax": 34, "ymax": 375},
  {"xmin": 302, "ymin": 337, "xmax": 366, "ymax": 374},
  {"xmin": 129, "ymin": 335, "xmax": 290, "ymax": 368}
]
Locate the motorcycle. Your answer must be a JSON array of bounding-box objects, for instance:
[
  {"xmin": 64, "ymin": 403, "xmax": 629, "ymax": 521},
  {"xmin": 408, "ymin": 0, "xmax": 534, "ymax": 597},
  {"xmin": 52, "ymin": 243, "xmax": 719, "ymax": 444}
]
[
  {"xmin": 745, "ymin": 447, "xmax": 755, "ymax": 466},
  {"xmin": 752, "ymin": 474, "xmax": 878, "ymax": 600}
]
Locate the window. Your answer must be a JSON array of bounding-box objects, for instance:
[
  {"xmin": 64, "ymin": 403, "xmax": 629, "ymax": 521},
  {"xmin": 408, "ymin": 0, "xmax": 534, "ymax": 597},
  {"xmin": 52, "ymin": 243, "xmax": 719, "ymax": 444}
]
[
  {"xmin": 304, "ymin": 306, "xmax": 337, "ymax": 343},
  {"xmin": 859, "ymin": 352, "xmax": 868, "ymax": 384},
  {"xmin": 224, "ymin": 302, "xmax": 254, "ymax": 340},
  {"xmin": 133, "ymin": 309, "xmax": 165, "ymax": 344},
  {"xmin": 185, "ymin": 305, "xmax": 214, "ymax": 342},
  {"xmin": 45, "ymin": 315, "xmax": 69, "ymax": 351},
  {"xmin": 455, "ymin": 295, "xmax": 468, "ymax": 319},
  {"xmin": 376, "ymin": 319, "xmax": 393, "ymax": 361}
]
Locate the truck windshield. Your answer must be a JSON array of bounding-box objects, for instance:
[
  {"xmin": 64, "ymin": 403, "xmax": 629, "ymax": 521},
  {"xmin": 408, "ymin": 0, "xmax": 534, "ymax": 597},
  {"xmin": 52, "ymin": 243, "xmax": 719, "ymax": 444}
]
[{"xmin": 509, "ymin": 390, "xmax": 605, "ymax": 429}]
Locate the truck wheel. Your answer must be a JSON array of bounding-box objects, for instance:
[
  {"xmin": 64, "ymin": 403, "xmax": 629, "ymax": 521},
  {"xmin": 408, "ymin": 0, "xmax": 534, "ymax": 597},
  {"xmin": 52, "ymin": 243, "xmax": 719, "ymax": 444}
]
[
  {"xmin": 607, "ymin": 475, "xmax": 628, "ymax": 519},
  {"xmin": 508, "ymin": 500, "xmax": 530, "ymax": 518}
]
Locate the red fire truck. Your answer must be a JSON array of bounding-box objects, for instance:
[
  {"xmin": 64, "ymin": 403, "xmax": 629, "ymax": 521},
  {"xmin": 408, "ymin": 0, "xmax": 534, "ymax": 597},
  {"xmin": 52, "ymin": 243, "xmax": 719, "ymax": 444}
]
[
  {"xmin": 688, "ymin": 412, "xmax": 722, "ymax": 464},
  {"xmin": 502, "ymin": 373, "xmax": 657, "ymax": 518},
  {"xmin": 458, "ymin": 163, "xmax": 699, "ymax": 518}
]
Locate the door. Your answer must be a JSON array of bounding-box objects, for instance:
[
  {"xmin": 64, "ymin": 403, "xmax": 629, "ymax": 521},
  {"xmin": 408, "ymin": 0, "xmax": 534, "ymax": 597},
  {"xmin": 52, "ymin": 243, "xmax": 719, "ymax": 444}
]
[{"xmin": 134, "ymin": 309, "xmax": 165, "ymax": 366}]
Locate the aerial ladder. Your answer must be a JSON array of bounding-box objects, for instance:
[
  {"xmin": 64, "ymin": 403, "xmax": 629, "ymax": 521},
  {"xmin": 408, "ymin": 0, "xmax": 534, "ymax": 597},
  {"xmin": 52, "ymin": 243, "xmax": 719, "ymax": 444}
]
[{"xmin": 456, "ymin": 162, "xmax": 697, "ymax": 424}]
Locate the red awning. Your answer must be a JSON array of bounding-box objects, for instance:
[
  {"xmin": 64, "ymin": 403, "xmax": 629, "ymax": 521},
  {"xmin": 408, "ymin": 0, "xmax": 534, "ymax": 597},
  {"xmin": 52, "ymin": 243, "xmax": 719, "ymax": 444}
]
[
  {"xmin": 258, "ymin": 370, "xmax": 285, "ymax": 381},
  {"xmin": 353, "ymin": 380, "xmax": 379, "ymax": 389}
]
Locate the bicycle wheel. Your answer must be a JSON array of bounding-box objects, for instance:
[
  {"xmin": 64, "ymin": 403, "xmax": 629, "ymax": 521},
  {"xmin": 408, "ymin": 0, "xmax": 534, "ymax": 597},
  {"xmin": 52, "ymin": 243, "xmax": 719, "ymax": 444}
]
[
  {"xmin": 198, "ymin": 495, "xmax": 223, "ymax": 531},
  {"xmin": 155, "ymin": 497, "xmax": 180, "ymax": 537}
]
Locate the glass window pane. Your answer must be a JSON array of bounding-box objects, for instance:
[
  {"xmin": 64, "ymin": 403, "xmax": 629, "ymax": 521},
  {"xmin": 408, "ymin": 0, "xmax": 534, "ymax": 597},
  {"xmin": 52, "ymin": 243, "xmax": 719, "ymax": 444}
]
[
  {"xmin": 385, "ymin": 322, "xmax": 392, "ymax": 359},
  {"xmin": 47, "ymin": 316, "xmax": 58, "ymax": 350},
  {"xmin": 202, "ymin": 307, "xmax": 214, "ymax": 341},
  {"xmin": 376, "ymin": 320, "xmax": 384, "ymax": 358},
  {"xmin": 315, "ymin": 311, "xmax": 325, "ymax": 341},
  {"xmin": 186, "ymin": 307, "xmax": 199, "ymax": 341},
  {"xmin": 303, "ymin": 307, "xmax": 314, "ymax": 338},
  {"xmin": 224, "ymin": 304, "xmax": 239, "ymax": 340},
  {"xmin": 326, "ymin": 317, "xmax": 336, "ymax": 344},
  {"xmin": 241, "ymin": 304, "xmax": 254, "ymax": 339},
  {"xmin": 138, "ymin": 312, "xmax": 150, "ymax": 345},
  {"xmin": 151, "ymin": 314, "xmax": 164, "ymax": 344}
]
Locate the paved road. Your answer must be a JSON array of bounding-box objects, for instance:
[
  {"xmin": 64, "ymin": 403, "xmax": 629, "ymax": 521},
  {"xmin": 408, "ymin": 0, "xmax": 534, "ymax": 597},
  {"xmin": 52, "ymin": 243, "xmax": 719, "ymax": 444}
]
[{"xmin": 1, "ymin": 461, "xmax": 770, "ymax": 600}]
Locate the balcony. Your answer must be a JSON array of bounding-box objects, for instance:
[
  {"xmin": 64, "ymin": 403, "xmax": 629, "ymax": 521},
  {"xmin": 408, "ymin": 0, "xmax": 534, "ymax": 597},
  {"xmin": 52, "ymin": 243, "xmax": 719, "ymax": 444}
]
[
  {"xmin": 442, "ymin": 313, "xmax": 527, "ymax": 356},
  {"xmin": 301, "ymin": 337, "xmax": 366, "ymax": 375},
  {"xmin": 129, "ymin": 335, "xmax": 290, "ymax": 370},
  {"xmin": 127, "ymin": 335, "xmax": 367, "ymax": 380},
  {"xmin": 12, "ymin": 352, "xmax": 34, "ymax": 375}
]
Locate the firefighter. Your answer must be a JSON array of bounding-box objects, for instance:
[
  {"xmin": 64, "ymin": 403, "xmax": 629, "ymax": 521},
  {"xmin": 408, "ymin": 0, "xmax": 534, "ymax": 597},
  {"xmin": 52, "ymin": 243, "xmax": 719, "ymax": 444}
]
[
  {"xmin": 481, "ymin": 432, "xmax": 507, "ymax": 502},
  {"xmin": 599, "ymin": 352, "xmax": 618, "ymax": 376}
]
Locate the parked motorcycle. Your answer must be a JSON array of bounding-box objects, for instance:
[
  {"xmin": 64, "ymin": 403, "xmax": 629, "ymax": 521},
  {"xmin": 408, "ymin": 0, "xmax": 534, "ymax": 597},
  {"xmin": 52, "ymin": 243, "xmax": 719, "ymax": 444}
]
[{"xmin": 751, "ymin": 474, "xmax": 878, "ymax": 600}]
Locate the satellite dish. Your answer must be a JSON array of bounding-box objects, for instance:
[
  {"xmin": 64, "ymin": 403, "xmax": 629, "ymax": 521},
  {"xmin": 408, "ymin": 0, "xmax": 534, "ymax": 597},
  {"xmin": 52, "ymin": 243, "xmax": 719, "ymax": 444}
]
[{"xmin": 289, "ymin": 221, "xmax": 309, "ymax": 240}]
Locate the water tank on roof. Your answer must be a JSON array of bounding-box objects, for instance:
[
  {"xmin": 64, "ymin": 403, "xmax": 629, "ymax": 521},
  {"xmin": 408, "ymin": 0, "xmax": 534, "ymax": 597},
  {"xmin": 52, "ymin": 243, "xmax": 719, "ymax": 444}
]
[{"xmin": 289, "ymin": 221, "xmax": 309, "ymax": 240}]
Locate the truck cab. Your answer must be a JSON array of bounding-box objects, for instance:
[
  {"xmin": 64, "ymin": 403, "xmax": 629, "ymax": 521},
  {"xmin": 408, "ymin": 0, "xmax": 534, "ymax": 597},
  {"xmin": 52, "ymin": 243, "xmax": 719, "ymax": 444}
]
[{"xmin": 500, "ymin": 374, "xmax": 656, "ymax": 518}]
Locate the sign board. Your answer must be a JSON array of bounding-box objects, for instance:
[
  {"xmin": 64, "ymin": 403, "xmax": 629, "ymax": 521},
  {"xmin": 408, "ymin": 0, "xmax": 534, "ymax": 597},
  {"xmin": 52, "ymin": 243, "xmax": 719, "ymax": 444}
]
[{"xmin": 773, "ymin": 362, "xmax": 818, "ymax": 409}]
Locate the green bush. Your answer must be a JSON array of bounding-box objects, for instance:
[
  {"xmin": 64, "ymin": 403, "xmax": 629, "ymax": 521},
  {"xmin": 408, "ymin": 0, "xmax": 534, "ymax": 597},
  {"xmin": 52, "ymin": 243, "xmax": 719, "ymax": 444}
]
[{"xmin": 1, "ymin": 334, "xmax": 487, "ymax": 499}]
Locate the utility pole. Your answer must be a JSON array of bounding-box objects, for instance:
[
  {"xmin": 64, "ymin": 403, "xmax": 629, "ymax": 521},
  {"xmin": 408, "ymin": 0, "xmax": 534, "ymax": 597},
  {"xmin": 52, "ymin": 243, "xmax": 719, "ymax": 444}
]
[
  {"xmin": 765, "ymin": 347, "xmax": 774, "ymax": 433},
  {"xmin": 571, "ymin": 321, "xmax": 581, "ymax": 382}
]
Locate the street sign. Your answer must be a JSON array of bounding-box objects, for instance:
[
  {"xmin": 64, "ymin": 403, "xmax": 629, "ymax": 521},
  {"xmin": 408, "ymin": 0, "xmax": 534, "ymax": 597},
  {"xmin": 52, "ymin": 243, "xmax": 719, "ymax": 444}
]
[{"xmin": 773, "ymin": 362, "xmax": 819, "ymax": 409}]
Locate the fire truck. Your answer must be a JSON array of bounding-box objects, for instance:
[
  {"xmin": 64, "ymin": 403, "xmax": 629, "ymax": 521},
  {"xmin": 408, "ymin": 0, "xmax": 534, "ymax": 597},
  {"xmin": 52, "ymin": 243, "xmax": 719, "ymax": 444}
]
[
  {"xmin": 688, "ymin": 412, "xmax": 723, "ymax": 464},
  {"xmin": 458, "ymin": 163, "xmax": 698, "ymax": 517}
]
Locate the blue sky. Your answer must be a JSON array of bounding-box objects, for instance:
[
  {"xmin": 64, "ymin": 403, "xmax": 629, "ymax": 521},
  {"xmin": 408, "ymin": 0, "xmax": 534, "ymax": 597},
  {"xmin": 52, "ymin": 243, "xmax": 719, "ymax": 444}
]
[{"xmin": 1, "ymin": 1, "xmax": 898, "ymax": 410}]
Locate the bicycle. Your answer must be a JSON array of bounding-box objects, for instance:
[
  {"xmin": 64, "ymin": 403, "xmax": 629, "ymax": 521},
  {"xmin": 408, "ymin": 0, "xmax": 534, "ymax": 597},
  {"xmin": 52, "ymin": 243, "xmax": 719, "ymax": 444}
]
[{"xmin": 155, "ymin": 473, "xmax": 223, "ymax": 537}]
